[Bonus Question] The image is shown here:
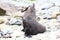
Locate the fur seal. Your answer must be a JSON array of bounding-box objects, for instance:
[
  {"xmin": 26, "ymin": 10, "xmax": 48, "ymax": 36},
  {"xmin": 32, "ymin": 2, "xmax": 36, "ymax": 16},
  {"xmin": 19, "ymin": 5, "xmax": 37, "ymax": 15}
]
[{"xmin": 22, "ymin": 4, "xmax": 46, "ymax": 37}]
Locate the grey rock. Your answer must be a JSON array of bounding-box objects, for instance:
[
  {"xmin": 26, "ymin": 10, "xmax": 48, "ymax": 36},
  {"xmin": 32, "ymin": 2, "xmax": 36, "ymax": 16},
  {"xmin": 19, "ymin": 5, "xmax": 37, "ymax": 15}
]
[
  {"xmin": 6, "ymin": 18, "xmax": 22, "ymax": 25},
  {"xmin": 57, "ymin": 15, "xmax": 60, "ymax": 21},
  {"xmin": 0, "ymin": 28, "xmax": 13, "ymax": 38}
]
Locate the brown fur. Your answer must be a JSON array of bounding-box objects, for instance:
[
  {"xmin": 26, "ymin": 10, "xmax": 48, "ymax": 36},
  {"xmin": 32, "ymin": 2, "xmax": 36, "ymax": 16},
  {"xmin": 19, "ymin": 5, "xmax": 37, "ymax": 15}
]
[{"xmin": 22, "ymin": 4, "xmax": 46, "ymax": 37}]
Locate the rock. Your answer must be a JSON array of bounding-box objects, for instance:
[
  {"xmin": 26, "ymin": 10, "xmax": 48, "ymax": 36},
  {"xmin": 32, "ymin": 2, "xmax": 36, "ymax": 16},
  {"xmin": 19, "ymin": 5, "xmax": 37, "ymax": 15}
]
[
  {"xmin": 6, "ymin": 18, "xmax": 22, "ymax": 25},
  {"xmin": 51, "ymin": 0, "xmax": 60, "ymax": 6},
  {"xmin": 13, "ymin": 11, "xmax": 24, "ymax": 18},
  {"xmin": 39, "ymin": 6, "xmax": 60, "ymax": 19},
  {"xmin": 0, "ymin": 30, "xmax": 3, "ymax": 37},
  {"xmin": 2, "ymin": 32, "xmax": 12, "ymax": 38},
  {"xmin": 0, "ymin": 28, "xmax": 13, "ymax": 38},
  {"xmin": 51, "ymin": 13, "xmax": 57, "ymax": 19},
  {"xmin": 0, "ymin": 2, "xmax": 19, "ymax": 16},
  {"xmin": 0, "ymin": 8, "xmax": 6, "ymax": 16},
  {"xmin": 0, "ymin": 19, "xmax": 4, "ymax": 24},
  {"xmin": 41, "ymin": 3, "xmax": 55, "ymax": 10},
  {"xmin": 12, "ymin": 30, "xmax": 24, "ymax": 38},
  {"xmin": 57, "ymin": 15, "xmax": 60, "ymax": 21}
]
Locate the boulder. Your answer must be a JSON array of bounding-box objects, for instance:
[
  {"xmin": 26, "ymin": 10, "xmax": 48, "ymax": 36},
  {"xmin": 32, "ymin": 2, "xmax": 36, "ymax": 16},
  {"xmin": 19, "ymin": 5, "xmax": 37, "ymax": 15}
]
[{"xmin": 6, "ymin": 18, "xmax": 22, "ymax": 25}]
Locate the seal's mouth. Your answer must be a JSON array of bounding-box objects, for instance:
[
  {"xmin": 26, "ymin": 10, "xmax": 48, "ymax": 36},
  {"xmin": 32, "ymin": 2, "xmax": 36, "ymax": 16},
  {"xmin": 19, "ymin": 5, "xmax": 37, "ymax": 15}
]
[
  {"xmin": 20, "ymin": 3, "xmax": 35, "ymax": 12},
  {"xmin": 21, "ymin": 6, "xmax": 29, "ymax": 12}
]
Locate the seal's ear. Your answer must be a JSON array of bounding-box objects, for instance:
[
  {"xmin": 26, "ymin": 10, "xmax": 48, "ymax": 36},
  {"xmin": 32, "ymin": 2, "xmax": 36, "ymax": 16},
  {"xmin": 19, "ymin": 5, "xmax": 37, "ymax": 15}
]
[{"xmin": 30, "ymin": 3, "xmax": 35, "ymax": 8}]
